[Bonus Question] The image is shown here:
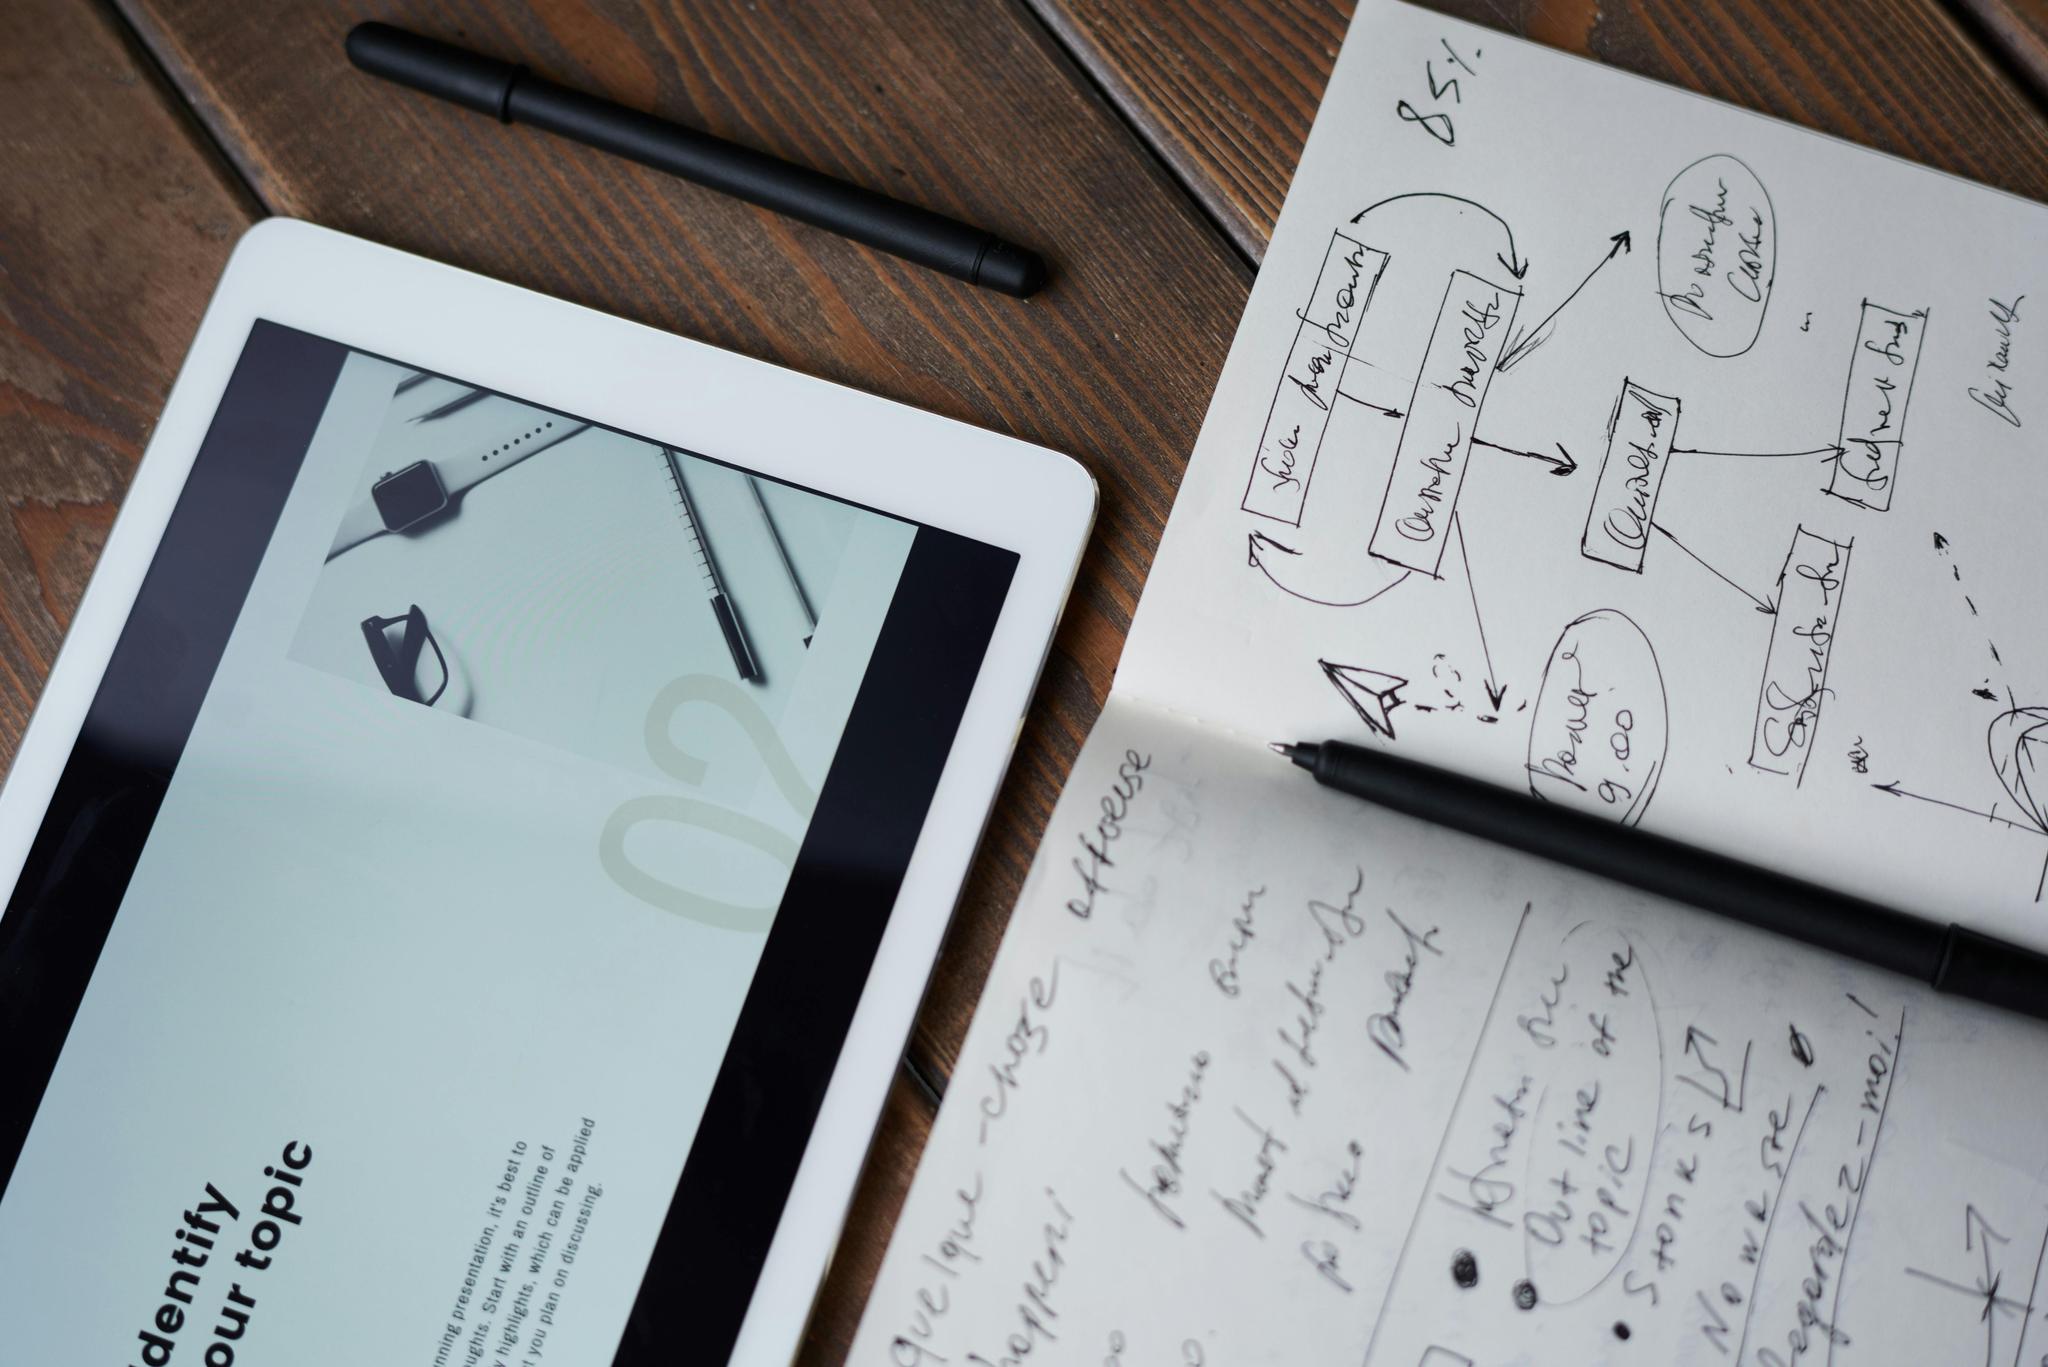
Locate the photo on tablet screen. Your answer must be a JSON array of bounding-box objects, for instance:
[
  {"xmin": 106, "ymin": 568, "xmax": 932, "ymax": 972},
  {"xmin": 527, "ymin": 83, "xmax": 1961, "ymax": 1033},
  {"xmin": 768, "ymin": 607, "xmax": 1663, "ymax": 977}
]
[
  {"xmin": 0, "ymin": 323, "xmax": 1019, "ymax": 1366},
  {"xmin": 288, "ymin": 362, "xmax": 919, "ymax": 929}
]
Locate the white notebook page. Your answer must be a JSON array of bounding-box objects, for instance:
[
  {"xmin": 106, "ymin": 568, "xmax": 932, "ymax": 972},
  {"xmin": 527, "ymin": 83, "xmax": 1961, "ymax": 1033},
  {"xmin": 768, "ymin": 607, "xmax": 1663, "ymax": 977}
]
[{"xmin": 849, "ymin": 5, "xmax": 2048, "ymax": 1364}]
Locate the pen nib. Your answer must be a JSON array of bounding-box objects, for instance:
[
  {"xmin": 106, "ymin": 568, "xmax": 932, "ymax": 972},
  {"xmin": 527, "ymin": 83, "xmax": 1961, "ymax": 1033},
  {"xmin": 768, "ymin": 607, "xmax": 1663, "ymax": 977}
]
[{"xmin": 1268, "ymin": 741, "xmax": 1297, "ymax": 759}]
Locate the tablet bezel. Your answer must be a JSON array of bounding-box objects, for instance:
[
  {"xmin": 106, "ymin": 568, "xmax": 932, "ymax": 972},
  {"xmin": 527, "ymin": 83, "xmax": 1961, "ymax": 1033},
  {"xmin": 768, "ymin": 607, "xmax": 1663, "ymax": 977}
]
[{"xmin": 0, "ymin": 219, "xmax": 1095, "ymax": 1365}]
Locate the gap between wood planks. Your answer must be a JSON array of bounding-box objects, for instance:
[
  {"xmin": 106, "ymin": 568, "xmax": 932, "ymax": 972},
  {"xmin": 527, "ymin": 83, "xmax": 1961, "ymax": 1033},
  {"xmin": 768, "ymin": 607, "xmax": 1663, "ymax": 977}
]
[
  {"xmin": 91, "ymin": 0, "xmax": 2048, "ymax": 1120},
  {"xmin": 96, "ymin": 0, "xmax": 1156, "ymax": 1120},
  {"xmin": 1012, "ymin": 0, "xmax": 1268, "ymax": 274},
  {"xmin": 96, "ymin": 0, "xmax": 265, "ymax": 217}
]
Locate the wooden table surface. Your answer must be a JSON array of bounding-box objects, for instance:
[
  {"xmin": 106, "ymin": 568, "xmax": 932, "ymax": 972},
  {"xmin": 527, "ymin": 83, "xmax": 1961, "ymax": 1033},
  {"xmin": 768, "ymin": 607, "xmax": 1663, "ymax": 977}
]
[{"xmin": 5, "ymin": 0, "xmax": 2046, "ymax": 1357}]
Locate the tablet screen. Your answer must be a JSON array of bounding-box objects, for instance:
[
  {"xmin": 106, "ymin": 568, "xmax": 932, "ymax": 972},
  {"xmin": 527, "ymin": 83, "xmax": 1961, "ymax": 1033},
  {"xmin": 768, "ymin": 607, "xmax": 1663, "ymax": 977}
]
[{"xmin": 0, "ymin": 322, "xmax": 1016, "ymax": 1364}]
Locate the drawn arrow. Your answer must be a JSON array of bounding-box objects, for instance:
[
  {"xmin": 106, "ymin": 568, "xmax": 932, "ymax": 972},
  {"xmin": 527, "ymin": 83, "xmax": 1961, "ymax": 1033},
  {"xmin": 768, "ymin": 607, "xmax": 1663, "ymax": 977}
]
[
  {"xmin": 1879, "ymin": 733, "xmax": 2048, "ymax": 900},
  {"xmin": 1320, "ymin": 661, "xmax": 1408, "ymax": 739},
  {"xmin": 1872, "ymin": 781, "xmax": 2048, "ymax": 835},
  {"xmin": 1337, "ymin": 392, "xmax": 1404, "ymax": 420},
  {"xmin": 1450, "ymin": 512, "xmax": 1508, "ymax": 710},
  {"xmin": 1352, "ymin": 192, "xmax": 1529, "ymax": 280},
  {"xmin": 1496, "ymin": 230, "xmax": 1631, "ymax": 373},
  {"xmin": 1933, "ymin": 531, "xmax": 2010, "ymax": 688},
  {"xmin": 1470, "ymin": 436, "xmax": 1576, "ymax": 476},
  {"xmin": 1650, "ymin": 522, "xmax": 1776, "ymax": 615},
  {"xmin": 1246, "ymin": 530, "xmax": 1411, "ymax": 608},
  {"xmin": 1671, "ymin": 443, "xmax": 1845, "ymax": 461}
]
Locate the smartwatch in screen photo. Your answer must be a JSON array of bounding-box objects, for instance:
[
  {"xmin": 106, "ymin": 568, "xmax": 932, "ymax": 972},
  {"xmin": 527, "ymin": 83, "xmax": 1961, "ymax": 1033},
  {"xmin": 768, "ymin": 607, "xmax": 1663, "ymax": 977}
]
[{"xmin": 326, "ymin": 396, "xmax": 589, "ymax": 559}]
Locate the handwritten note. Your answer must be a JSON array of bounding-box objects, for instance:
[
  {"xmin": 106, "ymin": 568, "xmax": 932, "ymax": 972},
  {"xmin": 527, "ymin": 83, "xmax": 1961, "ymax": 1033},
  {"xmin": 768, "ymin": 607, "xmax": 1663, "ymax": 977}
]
[
  {"xmin": 1120, "ymin": 0, "xmax": 2048, "ymax": 941},
  {"xmin": 852, "ymin": 3, "xmax": 2048, "ymax": 1363},
  {"xmin": 853, "ymin": 701, "xmax": 2048, "ymax": 1365}
]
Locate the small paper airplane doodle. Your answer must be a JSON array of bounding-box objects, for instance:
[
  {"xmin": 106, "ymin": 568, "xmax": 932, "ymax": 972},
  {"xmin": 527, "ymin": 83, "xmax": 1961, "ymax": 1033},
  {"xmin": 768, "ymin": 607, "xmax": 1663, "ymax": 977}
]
[{"xmin": 1320, "ymin": 660, "xmax": 1408, "ymax": 739}]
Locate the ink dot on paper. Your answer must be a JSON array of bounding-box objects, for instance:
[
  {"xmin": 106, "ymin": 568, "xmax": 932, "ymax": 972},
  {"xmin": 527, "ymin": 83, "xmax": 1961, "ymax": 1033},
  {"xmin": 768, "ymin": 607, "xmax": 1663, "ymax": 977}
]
[
  {"xmin": 1614, "ymin": 1322, "xmax": 1632, "ymax": 1341},
  {"xmin": 1450, "ymin": 1249, "xmax": 1479, "ymax": 1288},
  {"xmin": 1512, "ymin": 1278, "xmax": 1538, "ymax": 1310}
]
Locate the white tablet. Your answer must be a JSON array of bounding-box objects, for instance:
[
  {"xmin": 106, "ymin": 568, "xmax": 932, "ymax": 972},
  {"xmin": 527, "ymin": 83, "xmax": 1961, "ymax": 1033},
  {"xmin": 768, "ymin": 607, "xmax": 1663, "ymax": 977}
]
[{"xmin": 0, "ymin": 221, "xmax": 1092, "ymax": 1366}]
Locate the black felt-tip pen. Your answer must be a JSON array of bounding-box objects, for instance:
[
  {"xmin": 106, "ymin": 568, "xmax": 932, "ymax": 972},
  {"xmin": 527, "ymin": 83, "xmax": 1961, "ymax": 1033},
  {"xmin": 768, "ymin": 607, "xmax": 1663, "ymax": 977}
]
[
  {"xmin": 660, "ymin": 448, "xmax": 759, "ymax": 684},
  {"xmin": 1272, "ymin": 737, "xmax": 2048, "ymax": 1024},
  {"xmin": 345, "ymin": 22, "xmax": 1047, "ymax": 298}
]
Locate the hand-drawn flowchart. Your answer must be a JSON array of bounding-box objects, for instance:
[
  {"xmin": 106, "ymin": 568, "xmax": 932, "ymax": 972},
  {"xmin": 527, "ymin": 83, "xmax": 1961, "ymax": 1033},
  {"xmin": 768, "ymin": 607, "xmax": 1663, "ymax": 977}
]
[
  {"xmin": 854, "ymin": 7, "xmax": 2048, "ymax": 1367},
  {"xmin": 1868, "ymin": 533, "xmax": 2048, "ymax": 898},
  {"xmin": 1087, "ymin": 0, "xmax": 2048, "ymax": 926},
  {"xmin": 1224, "ymin": 142, "xmax": 2027, "ymax": 894}
]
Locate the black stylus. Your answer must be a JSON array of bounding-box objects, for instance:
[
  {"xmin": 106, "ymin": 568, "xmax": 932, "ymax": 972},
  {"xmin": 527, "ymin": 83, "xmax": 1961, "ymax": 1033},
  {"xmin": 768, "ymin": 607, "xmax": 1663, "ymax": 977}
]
[
  {"xmin": 345, "ymin": 22, "xmax": 1047, "ymax": 298},
  {"xmin": 1273, "ymin": 738, "xmax": 2048, "ymax": 1023}
]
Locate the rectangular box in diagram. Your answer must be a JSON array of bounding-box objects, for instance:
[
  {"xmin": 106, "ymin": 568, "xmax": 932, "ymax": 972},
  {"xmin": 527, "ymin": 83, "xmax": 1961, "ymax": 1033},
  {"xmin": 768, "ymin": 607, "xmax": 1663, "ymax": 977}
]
[
  {"xmin": 1580, "ymin": 379, "xmax": 1681, "ymax": 573},
  {"xmin": 1749, "ymin": 525, "xmax": 1853, "ymax": 781},
  {"xmin": 1829, "ymin": 300, "xmax": 1927, "ymax": 512},
  {"xmin": 1242, "ymin": 231, "xmax": 1389, "ymax": 524},
  {"xmin": 1368, "ymin": 268, "xmax": 1519, "ymax": 577}
]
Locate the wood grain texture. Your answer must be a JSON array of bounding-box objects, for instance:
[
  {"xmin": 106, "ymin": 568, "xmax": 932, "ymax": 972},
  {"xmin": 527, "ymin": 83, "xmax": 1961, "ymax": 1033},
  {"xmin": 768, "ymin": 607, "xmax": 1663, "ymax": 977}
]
[
  {"xmin": 910, "ymin": 0, "xmax": 2048, "ymax": 1083},
  {"xmin": 1031, "ymin": 0, "xmax": 2048, "ymax": 261},
  {"xmin": 794, "ymin": 1074, "xmax": 934, "ymax": 1365},
  {"xmin": 1027, "ymin": 0, "xmax": 1347, "ymax": 259},
  {"xmin": 14, "ymin": 2, "xmax": 2048, "ymax": 1360},
  {"xmin": 1955, "ymin": 0, "xmax": 2048, "ymax": 110},
  {"xmin": 0, "ymin": 0, "xmax": 254, "ymax": 772},
  {"xmin": 106, "ymin": 0, "xmax": 1254, "ymax": 1356},
  {"xmin": 110, "ymin": 0, "xmax": 1253, "ymax": 1092},
  {"xmin": 101, "ymin": 0, "xmax": 2048, "ymax": 1094}
]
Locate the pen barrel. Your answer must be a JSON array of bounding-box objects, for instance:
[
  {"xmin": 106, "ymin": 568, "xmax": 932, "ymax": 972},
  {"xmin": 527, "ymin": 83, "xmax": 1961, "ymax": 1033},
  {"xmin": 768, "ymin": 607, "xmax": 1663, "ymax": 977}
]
[
  {"xmin": 709, "ymin": 594, "xmax": 759, "ymax": 683},
  {"xmin": 1313, "ymin": 741, "xmax": 1952, "ymax": 985},
  {"xmin": 503, "ymin": 77, "xmax": 1044, "ymax": 296},
  {"xmin": 1937, "ymin": 924, "xmax": 2048, "ymax": 1018},
  {"xmin": 346, "ymin": 23, "xmax": 1045, "ymax": 296},
  {"xmin": 347, "ymin": 23, "xmax": 522, "ymax": 121}
]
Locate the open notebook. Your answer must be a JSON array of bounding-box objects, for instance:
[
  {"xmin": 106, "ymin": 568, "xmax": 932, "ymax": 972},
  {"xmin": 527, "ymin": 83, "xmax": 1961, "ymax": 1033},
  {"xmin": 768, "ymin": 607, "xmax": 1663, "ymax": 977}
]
[{"xmin": 852, "ymin": 2, "xmax": 2048, "ymax": 1363}]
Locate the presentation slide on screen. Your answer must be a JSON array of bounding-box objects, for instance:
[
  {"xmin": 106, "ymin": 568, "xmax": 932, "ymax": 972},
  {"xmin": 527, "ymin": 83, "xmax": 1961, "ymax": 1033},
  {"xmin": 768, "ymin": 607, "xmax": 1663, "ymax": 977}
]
[{"xmin": 0, "ymin": 350, "xmax": 920, "ymax": 1363}]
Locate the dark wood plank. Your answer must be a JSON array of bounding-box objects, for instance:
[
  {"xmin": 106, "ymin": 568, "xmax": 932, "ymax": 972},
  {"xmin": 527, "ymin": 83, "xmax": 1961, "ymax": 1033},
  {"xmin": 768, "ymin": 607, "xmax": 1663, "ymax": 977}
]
[
  {"xmin": 21, "ymin": 1, "xmax": 2045, "ymax": 1361},
  {"xmin": 0, "ymin": 0, "xmax": 256, "ymax": 772},
  {"xmin": 10, "ymin": 1, "xmax": 1240, "ymax": 1357},
  {"xmin": 794, "ymin": 1074, "xmax": 934, "ymax": 1366},
  {"xmin": 112, "ymin": 0, "xmax": 1253, "ymax": 1098},
  {"xmin": 1031, "ymin": 0, "xmax": 2048, "ymax": 262},
  {"xmin": 923, "ymin": 0, "xmax": 2048, "ymax": 1080},
  {"xmin": 1027, "ymin": 0, "xmax": 1348, "ymax": 260},
  {"xmin": 1956, "ymin": 0, "xmax": 2048, "ymax": 111}
]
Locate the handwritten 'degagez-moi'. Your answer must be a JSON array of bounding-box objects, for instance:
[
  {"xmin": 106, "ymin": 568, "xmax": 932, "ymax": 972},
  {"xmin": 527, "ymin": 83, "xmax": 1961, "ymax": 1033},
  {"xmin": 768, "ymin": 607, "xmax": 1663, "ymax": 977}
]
[{"xmin": 857, "ymin": 0, "xmax": 2048, "ymax": 1361}]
